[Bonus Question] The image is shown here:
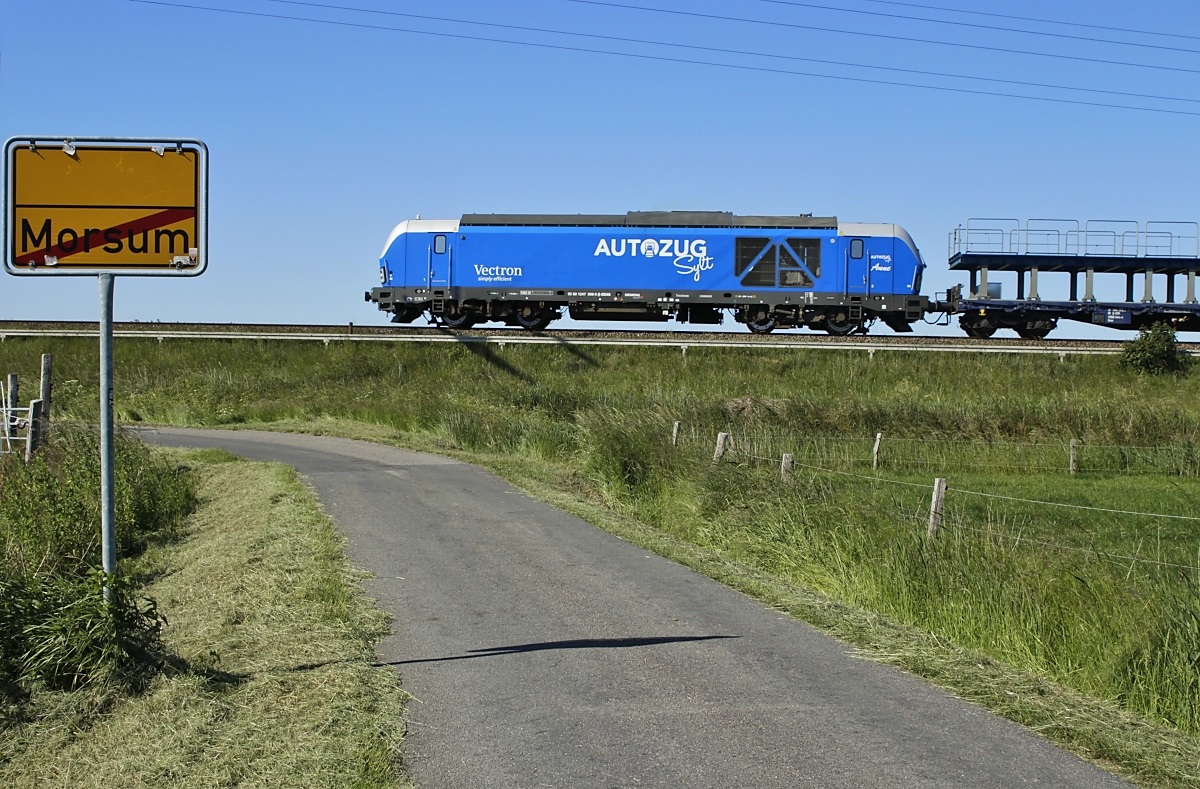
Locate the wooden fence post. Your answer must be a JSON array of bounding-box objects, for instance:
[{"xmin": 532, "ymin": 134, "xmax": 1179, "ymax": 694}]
[
  {"xmin": 672, "ymin": 421, "xmax": 681, "ymax": 447},
  {"xmin": 713, "ymin": 432, "xmax": 729, "ymax": 463},
  {"xmin": 927, "ymin": 478, "xmax": 947, "ymax": 540},
  {"xmin": 25, "ymin": 400, "xmax": 43, "ymax": 462},
  {"xmin": 1069, "ymin": 439, "xmax": 1078, "ymax": 476},
  {"xmin": 873, "ymin": 432, "xmax": 883, "ymax": 469},
  {"xmin": 781, "ymin": 452, "xmax": 794, "ymax": 482},
  {"xmin": 39, "ymin": 354, "xmax": 52, "ymax": 438}
]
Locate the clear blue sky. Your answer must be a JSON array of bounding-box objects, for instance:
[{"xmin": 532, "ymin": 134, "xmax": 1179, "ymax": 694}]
[{"xmin": 1, "ymin": 0, "xmax": 1197, "ymax": 337}]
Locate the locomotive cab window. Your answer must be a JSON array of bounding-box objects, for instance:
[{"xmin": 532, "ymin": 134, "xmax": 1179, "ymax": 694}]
[
  {"xmin": 434, "ymin": 234, "xmax": 447, "ymax": 254},
  {"xmin": 850, "ymin": 238, "xmax": 864, "ymax": 259}
]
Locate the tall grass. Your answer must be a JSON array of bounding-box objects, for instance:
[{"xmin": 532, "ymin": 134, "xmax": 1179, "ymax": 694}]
[
  {"xmin": 6, "ymin": 338, "xmax": 1199, "ymax": 447},
  {"xmin": 0, "ymin": 427, "xmax": 196, "ymax": 701}
]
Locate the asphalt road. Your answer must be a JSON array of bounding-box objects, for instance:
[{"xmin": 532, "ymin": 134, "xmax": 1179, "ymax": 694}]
[{"xmin": 142, "ymin": 428, "xmax": 1128, "ymax": 789}]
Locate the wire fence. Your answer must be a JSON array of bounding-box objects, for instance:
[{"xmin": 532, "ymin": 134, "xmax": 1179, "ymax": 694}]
[
  {"xmin": 672, "ymin": 421, "xmax": 1200, "ymax": 577},
  {"xmin": 675, "ymin": 424, "xmax": 1200, "ymax": 478}
]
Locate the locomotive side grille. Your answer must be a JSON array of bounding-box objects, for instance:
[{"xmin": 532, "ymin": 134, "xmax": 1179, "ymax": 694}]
[
  {"xmin": 735, "ymin": 237, "xmax": 771, "ymax": 277},
  {"xmin": 778, "ymin": 243, "xmax": 814, "ymax": 287},
  {"xmin": 786, "ymin": 238, "xmax": 822, "ymax": 277},
  {"xmin": 736, "ymin": 237, "xmax": 777, "ymax": 287}
]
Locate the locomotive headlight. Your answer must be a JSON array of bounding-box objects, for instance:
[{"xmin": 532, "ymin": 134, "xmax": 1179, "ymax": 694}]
[{"xmin": 380, "ymin": 268, "xmax": 387, "ymax": 284}]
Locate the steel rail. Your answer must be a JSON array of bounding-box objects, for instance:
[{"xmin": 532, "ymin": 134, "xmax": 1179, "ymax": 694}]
[{"xmin": 0, "ymin": 326, "xmax": 1146, "ymax": 356}]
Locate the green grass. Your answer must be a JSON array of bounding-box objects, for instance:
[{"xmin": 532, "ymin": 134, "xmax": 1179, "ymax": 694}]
[
  {"xmin": 0, "ymin": 452, "xmax": 408, "ymax": 788},
  {"xmin": 2, "ymin": 336, "xmax": 1199, "ymax": 786},
  {"xmin": 0, "ymin": 428, "xmax": 195, "ymax": 700}
]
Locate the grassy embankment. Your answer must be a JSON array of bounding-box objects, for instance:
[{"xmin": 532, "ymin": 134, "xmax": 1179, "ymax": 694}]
[
  {"xmin": 0, "ymin": 427, "xmax": 408, "ymax": 787},
  {"xmin": 3, "ymin": 335, "xmax": 1200, "ymax": 787}
]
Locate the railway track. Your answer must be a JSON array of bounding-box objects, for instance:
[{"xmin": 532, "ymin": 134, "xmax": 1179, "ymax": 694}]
[{"xmin": 0, "ymin": 320, "xmax": 1176, "ymax": 356}]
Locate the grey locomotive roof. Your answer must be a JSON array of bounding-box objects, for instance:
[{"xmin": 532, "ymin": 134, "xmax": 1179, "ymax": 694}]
[{"xmin": 460, "ymin": 211, "xmax": 838, "ymax": 229}]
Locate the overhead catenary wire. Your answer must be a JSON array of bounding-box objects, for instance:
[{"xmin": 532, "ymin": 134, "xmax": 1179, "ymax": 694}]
[
  {"xmin": 750, "ymin": 0, "xmax": 1200, "ymax": 55},
  {"xmin": 561, "ymin": 0, "xmax": 1200, "ymax": 76},
  {"xmin": 120, "ymin": 0, "xmax": 1200, "ymax": 118},
  {"xmin": 253, "ymin": 0, "xmax": 1200, "ymax": 106},
  {"xmin": 853, "ymin": 0, "xmax": 1200, "ymax": 43}
]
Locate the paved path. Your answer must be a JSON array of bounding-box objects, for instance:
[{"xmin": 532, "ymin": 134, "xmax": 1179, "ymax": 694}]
[{"xmin": 143, "ymin": 428, "xmax": 1127, "ymax": 789}]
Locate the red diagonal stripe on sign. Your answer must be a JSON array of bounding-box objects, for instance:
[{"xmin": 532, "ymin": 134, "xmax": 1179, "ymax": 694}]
[{"xmin": 14, "ymin": 208, "xmax": 196, "ymax": 265}]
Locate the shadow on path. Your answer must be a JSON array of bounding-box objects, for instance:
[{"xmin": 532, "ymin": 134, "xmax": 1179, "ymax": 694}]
[{"xmin": 382, "ymin": 634, "xmax": 739, "ymax": 666}]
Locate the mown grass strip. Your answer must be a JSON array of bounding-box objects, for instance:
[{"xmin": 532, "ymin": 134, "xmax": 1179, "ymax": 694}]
[{"xmin": 0, "ymin": 449, "xmax": 409, "ymax": 789}]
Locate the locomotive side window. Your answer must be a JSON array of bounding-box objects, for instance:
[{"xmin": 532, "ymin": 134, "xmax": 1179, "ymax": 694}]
[
  {"xmin": 434, "ymin": 234, "xmax": 447, "ymax": 254},
  {"xmin": 850, "ymin": 238, "xmax": 864, "ymax": 259},
  {"xmin": 786, "ymin": 238, "xmax": 822, "ymax": 278}
]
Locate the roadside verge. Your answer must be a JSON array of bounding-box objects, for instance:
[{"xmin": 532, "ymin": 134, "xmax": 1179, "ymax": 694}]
[{"xmin": 0, "ymin": 449, "xmax": 409, "ymax": 789}]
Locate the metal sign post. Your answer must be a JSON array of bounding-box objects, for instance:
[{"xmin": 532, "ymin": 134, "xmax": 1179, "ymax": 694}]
[
  {"xmin": 3, "ymin": 136, "xmax": 209, "ymax": 599},
  {"xmin": 99, "ymin": 273, "xmax": 117, "ymax": 587}
]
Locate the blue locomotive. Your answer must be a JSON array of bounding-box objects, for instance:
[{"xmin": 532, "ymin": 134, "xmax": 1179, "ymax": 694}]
[{"xmin": 366, "ymin": 211, "xmax": 929, "ymax": 334}]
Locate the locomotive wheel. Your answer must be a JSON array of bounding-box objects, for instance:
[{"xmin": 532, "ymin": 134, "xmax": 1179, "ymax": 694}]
[
  {"xmin": 390, "ymin": 306, "xmax": 423, "ymax": 324},
  {"xmin": 823, "ymin": 313, "xmax": 857, "ymax": 336},
  {"xmin": 513, "ymin": 307, "xmax": 555, "ymax": 331},
  {"xmin": 441, "ymin": 305, "xmax": 477, "ymax": 329},
  {"xmin": 744, "ymin": 306, "xmax": 776, "ymax": 334},
  {"xmin": 746, "ymin": 316, "xmax": 776, "ymax": 334}
]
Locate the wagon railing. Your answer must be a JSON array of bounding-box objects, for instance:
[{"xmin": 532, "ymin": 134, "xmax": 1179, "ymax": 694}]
[{"xmin": 950, "ymin": 219, "xmax": 1200, "ymax": 259}]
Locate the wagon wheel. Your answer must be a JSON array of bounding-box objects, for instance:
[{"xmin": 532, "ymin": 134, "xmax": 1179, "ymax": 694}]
[
  {"xmin": 1015, "ymin": 324, "xmax": 1053, "ymax": 340},
  {"xmin": 959, "ymin": 315, "xmax": 996, "ymax": 339},
  {"xmin": 962, "ymin": 324, "xmax": 997, "ymax": 339}
]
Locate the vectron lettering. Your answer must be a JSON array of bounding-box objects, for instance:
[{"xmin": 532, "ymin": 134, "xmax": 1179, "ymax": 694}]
[{"xmin": 473, "ymin": 264, "xmax": 523, "ymax": 283}]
